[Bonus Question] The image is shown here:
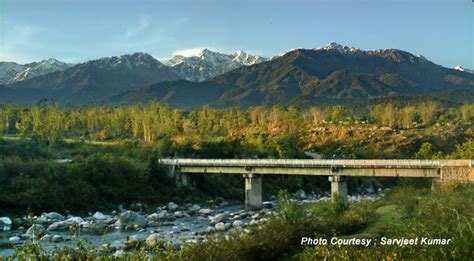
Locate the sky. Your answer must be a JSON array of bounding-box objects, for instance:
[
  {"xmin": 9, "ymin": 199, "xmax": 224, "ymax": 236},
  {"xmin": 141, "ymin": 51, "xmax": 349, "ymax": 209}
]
[{"xmin": 0, "ymin": 0, "xmax": 472, "ymax": 68}]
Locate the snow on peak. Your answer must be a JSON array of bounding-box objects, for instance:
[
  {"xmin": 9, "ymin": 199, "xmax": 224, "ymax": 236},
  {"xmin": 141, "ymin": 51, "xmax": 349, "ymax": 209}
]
[
  {"xmin": 91, "ymin": 52, "xmax": 164, "ymax": 69},
  {"xmin": 165, "ymin": 49, "xmax": 267, "ymax": 82},
  {"xmin": 455, "ymin": 66, "xmax": 474, "ymax": 74},
  {"xmin": 0, "ymin": 58, "xmax": 73, "ymax": 84},
  {"xmin": 319, "ymin": 42, "xmax": 360, "ymax": 54},
  {"xmin": 173, "ymin": 48, "xmax": 208, "ymax": 58}
]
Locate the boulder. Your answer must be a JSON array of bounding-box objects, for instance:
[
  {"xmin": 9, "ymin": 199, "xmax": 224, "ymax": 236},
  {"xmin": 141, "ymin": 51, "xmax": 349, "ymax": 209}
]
[
  {"xmin": 198, "ymin": 208, "xmax": 213, "ymax": 216},
  {"xmin": 145, "ymin": 233, "xmax": 160, "ymax": 248},
  {"xmin": 214, "ymin": 222, "xmax": 226, "ymax": 231},
  {"xmin": 113, "ymin": 250, "xmax": 125, "ymax": 258},
  {"xmin": 174, "ymin": 211, "xmax": 184, "ymax": 218},
  {"xmin": 51, "ymin": 235, "xmax": 64, "ymax": 243},
  {"xmin": 41, "ymin": 234, "xmax": 52, "ymax": 241},
  {"xmin": 0, "ymin": 217, "xmax": 12, "ymax": 231},
  {"xmin": 295, "ymin": 189, "xmax": 307, "ymax": 200},
  {"xmin": 9, "ymin": 236, "xmax": 21, "ymax": 243},
  {"xmin": 167, "ymin": 202, "xmax": 179, "ymax": 212},
  {"xmin": 205, "ymin": 226, "xmax": 215, "ymax": 233},
  {"xmin": 115, "ymin": 211, "xmax": 147, "ymax": 229},
  {"xmin": 232, "ymin": 220, "xmax": 243, "ymax": 228},
  {"xmin": 47, "ymin": 217, "xmax": 84, "ymax": 231},
  {"xmin": 42, "ymin": 212, "xmax": 65, "ymax": 222},
  {"xmin": 24, "ymin": 224, "xmax": 45, "ymax": 238},
  {"xmin": 181, "ymin": 226, "xmax": 190, "ymax": 232},
  {"xmin": 189, "ymin": 204, "xmax": 201, "ymax": 212},
  {"xmin": 92, "ymin": 211, "xmax": 107, "ymax": 220},
  {"xmin": 210, "ymin": 213, "xmax": 227, "ymax": 225}
]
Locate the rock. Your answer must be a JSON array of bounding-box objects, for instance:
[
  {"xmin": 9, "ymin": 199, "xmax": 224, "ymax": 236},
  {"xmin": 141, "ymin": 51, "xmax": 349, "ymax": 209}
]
[
  {"xmin": 366, "ymin": 186, "xmax": 375, "ymax": 194},
  {"xmin": 51, "ymin": 235, "xmax": 64, "ymax": 243},
  {"xmin": 295, "ymin": 189, "xmax": 307, "ymax": 200},
  {"xmin": 145, "ymin": 234, "xmax": 160, "ymax": 248},
  {"xmin": 115, "ymin": 211, "xmax": 147, "ymax": 229},
  {"xmin": 47, "ymin": 217, "xmax": 85, "ymax": 231},
  {"xmin": 189, "ymin": 204, "xmax": 201, "ymax": 212},
  {"xmin": 167, "ymin": 202, "xmax": 179, "ymax": 212},
  {"xmin": 147, "ymin": 210, "xmax": 170, "ymax": 221},
  {"xmin": 174, "ymin": 211, "xmax": 184, "ymax": 218},
  {"xmin": 206, "ymin": 226, "xmax": 215, "ymax": 233},
  {"xmin": 181, "ymin": 226, "xmax": 190, "ymax": 231},
  {"xmin": 210, "ymin": 213, "xmax": 227, "ymax": 225},
  {"xmin": 232, "ymin": 220, "xmax": 243, "ymax": 228},
  {"xmin": 42, "ymin": 212, "xmax": 65, "ymax": 222},
  {"xmin": 41, "ymin": 234, "xmax": 52, "ymax": 241},
  {"xmin": 198, "ymin": 208, "xmax": 212, "ymax": 216},
  {"xmin": 9, "ymin": 236, "xmax": 21, "ymax": 242},
  {"xmin": 0, "ymin": 217, "xmax": 12, "ymax": 231},
  {"xmin": 92, "ymin": 211, "xmax": 107, "ymax": 220},
  {"xmin": 25, "ymin": 224, "xmax": 45, "ymax": 238},
  {"xmin": 262, "ymin": 201, "xmax": 275, "ymax": 208},
  {"xmin": 214, "ymin": 222, "xmax": 226, "ymax": 231},
  {"xmin": 113, "ymin": 250, "xmax": 125, "ymax": 258}
]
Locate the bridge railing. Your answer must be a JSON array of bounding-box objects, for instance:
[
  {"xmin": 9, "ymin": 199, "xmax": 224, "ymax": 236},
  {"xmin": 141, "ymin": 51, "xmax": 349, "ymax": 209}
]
[{"xmin": 160, "ymin": 158, "xmax": 472, "ymax": 169}]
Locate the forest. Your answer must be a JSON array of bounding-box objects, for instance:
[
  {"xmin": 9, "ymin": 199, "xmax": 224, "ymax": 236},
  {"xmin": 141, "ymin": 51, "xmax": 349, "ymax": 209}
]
[
  {"xmin": 0, "ymin": 98, "xmax": 473, "ymax": 259},
  {"xmin": 0, "ymin": 98, "xmax": 473, "ymax": 213}
]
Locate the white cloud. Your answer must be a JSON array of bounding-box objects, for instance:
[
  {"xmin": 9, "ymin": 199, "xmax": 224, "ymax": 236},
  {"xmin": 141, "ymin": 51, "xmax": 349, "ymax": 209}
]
[{"xmin": 173, "ymin": 47, "xmax": 206, "ymax": 57}]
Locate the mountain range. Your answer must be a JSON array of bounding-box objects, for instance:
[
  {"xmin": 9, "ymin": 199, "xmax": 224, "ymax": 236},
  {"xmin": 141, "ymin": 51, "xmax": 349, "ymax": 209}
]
[
  {"xmin": 1, "ymin": 43, "xmax": 473, "ymax": 108},
  {"xmin": 166, "ymin": 49, "xmax": 267, "ymax": 82},
  {"xmin": 0, "ymin": 59, "xmax": 72, "ymax": 85}
]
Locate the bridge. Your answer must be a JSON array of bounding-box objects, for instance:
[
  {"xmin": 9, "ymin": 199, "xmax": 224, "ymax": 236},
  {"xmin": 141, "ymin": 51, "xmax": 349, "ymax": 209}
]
[{"xmin": 160, "ymin": 159, "xmax": 474, "ymax": 210}]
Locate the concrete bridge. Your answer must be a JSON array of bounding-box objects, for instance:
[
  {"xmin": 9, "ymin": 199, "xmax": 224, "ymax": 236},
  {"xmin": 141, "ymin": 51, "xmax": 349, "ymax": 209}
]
[{"xmin": 160, "ymin": 159, "xmax": 474, "ymax": 210}]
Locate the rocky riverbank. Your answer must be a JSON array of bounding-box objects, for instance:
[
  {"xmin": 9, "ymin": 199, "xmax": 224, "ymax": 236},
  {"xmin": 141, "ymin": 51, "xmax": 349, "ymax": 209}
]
[{"xmin": 0, "ymin": 190, "xmax": 385, "ymax": 257}]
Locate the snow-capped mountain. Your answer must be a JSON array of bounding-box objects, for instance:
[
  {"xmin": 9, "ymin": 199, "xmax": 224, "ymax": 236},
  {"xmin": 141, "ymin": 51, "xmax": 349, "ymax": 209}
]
[
  {"xmin": 0, "ymin": 62, "xmax": 25, "ymax": 85},
  {"xmin": 317, "ymin": 42, "xmax": 361, "ymax": 54},
  {"xmin": 165, "ymin": 48, "xmax": 268, "ymax": 82},
  {"xmin": 8, "ymin": 52, "xmax": 181, "ymax": 105},
  {"xmin": 455, "ymin": 66, "xmax": 474, "ymax": 74},
  {"xmin": 0, "ymin": 58, "xmax": 72, "ymax": 85},
  {"xmin": 90, "ymin": 52, "xmax": 167, "ymax": 70}
]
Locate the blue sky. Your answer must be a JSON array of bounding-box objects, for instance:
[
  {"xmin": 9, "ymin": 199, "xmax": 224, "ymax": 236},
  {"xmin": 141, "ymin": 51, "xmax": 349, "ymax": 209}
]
[{"xmin": 0, "ymin": 0, "xmax": 472, "ymax": 68}]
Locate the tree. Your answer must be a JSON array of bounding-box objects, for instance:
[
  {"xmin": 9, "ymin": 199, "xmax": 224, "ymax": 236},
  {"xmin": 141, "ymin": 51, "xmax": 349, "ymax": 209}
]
[
  {"xmin": 398, "ymin": 106, "xmax": 416, "ymax": 129},
  {"xmin": 418, "ymin": 101, "xmax": 440, "ymax": 125},
  {"xmin": 459, "ymin": 104, "xmax": 474, "ymax": 123}
]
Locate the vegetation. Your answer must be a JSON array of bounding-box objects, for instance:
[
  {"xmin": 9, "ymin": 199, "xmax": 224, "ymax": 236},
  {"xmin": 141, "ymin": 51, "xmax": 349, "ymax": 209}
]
[
  {"xmin": 0, "ymin": 100, "xmax": 472, "ymax": 214},
  {"xmin": 10, "ymin": 185, "xmax": 474, "ymax": 260}
]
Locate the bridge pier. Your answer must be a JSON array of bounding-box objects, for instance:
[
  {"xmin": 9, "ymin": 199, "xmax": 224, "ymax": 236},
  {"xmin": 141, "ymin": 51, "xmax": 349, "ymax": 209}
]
[
  {"xmin": 329, "ymin": 176, "xmax": 348, "ymax": 201},
  {"xmin": 176, "ymin": 172, "xmax": 192, "ymax": 188},
  {"xmin": 244, "ymin": 174, "xmax": 262, "ymax": 210}
]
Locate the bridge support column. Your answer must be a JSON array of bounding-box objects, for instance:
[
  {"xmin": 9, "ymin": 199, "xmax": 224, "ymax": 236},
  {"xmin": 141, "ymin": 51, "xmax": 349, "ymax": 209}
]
[
  {"xmin": 329, "ymin": 176, "xmax": 347, "ymax": 201},
  {"xmin": 176, "ymin": 172, "xmax": 192, "ymax": 188},
  {"xmin": 244, "ymin": 174, "xmax": 262, "ymax": 210}
]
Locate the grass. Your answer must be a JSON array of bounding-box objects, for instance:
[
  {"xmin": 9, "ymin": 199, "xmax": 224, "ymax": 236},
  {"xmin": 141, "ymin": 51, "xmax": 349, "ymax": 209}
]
[{"xmin": 349, "ymin": 204, "xmax": 403, "ymax": 238}]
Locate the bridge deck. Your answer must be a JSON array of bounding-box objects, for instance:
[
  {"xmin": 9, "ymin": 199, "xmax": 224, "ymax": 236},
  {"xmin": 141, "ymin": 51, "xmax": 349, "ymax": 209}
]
[{"xmin": 160, "ymin": 159, "xmax": 472, "ymax": 178}]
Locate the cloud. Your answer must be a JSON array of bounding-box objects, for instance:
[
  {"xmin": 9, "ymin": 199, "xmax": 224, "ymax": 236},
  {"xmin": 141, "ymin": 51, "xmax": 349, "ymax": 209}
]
[{"xmin": 173, "ymin": 47, "xmax": 206, "ymax": 57}]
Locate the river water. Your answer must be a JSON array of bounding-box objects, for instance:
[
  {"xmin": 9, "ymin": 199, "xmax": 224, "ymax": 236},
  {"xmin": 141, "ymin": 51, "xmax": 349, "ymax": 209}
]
[
  {"xmin": 0, "ymin": 192, "xmax": 382, "ymax": 257},
  {"xmin": 0, "ymin": 202, "xmax": 266, "ymax": 257}
]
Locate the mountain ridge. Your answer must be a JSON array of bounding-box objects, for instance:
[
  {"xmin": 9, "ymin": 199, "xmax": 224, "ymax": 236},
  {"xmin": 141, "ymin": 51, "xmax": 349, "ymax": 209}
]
[{"xmin": 106, "ymin": 44, "xmax": 474, "ymax": 108}]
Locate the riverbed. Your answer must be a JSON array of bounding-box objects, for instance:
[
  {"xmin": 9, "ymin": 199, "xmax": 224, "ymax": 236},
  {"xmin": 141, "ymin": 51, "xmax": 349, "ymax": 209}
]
[{"xmin": 0, "ymin": 192, "xmax": 383, "ymax": 257}]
